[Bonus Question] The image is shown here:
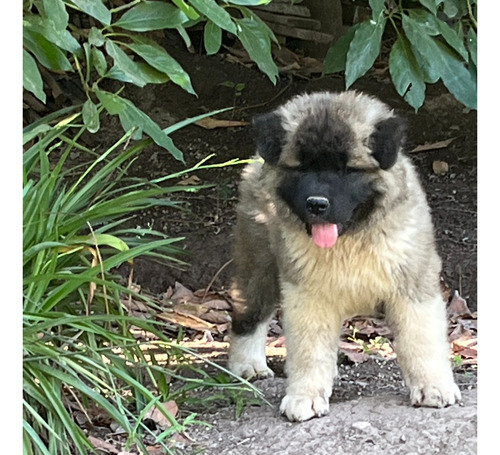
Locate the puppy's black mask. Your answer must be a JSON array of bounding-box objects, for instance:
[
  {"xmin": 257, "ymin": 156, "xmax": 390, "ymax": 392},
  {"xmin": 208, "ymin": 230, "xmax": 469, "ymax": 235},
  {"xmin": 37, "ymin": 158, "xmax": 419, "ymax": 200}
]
[{"xmin": 253, "ymin": 107, "xmax": 406, "ymax": 235}]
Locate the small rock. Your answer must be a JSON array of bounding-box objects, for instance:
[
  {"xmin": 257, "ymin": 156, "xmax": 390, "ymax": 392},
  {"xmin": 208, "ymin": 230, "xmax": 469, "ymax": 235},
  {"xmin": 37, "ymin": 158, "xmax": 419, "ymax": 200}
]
[{"xmin": 352, "ymin": 421, "xmax": 372, "ymax": 432}]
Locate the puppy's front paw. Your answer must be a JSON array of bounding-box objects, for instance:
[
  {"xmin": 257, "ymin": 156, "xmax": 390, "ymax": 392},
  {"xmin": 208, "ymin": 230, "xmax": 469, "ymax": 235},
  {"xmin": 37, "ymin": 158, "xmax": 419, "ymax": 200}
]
[
  {"xmin": 410, "ymin": 382, "xmax": 462, "ymax": 408},
  {"xmin": 228, "ymin": 361, "xmax": 274, "ymax": 380},
  {"xmin": 280, "ymin": 394, "xmax": 330, "ymax": 422}
]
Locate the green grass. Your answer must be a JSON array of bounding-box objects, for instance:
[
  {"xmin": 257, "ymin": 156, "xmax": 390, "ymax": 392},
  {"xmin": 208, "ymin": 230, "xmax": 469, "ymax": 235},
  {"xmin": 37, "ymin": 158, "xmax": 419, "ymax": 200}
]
[{"xmin": 23, "ymin": 110, "xmax": 263, "ymax": 455}]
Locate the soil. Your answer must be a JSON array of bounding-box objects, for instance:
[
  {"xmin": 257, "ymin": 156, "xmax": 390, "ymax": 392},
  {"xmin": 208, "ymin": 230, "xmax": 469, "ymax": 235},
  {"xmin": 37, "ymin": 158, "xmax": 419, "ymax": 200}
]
[{"xmin": 74, "ymin": 33, "xmax": 477, "ymax": 454}]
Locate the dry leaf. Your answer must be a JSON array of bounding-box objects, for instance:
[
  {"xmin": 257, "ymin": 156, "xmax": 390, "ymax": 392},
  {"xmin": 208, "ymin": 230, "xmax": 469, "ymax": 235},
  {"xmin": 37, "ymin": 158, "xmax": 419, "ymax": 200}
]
[
  {"xmin": 145, "ymin": 401, "xmax": 179, "ymax": 429},
  {"xmin": 173, "ymin": 302, "xmax": 206, "ymax": 318},
  {"xmin": 447, "ymin": 291, "xmax": 473, "ymax": 320},
  {"xmin": 339, "ymin": 341, "xmax": 370, "ymax": 364},
  {"xmin": 157, "ymin": 310, "xmax": 215, "ymax": 331},
  {"xmin": 195, "ymin": 117, "xmax": 249, "ymax": 130},
  {"xmin": 177, "ymin": 175, "xmax": 202, "ymax": 186},
  {"xmin": 410, "ymin": 138, "xmax": 454, "ymax": 153},
  {"xmin": 88, "ymin": 436, "xmax": 119, "ymax": 454},
  {"xmin": 201, "ymin": 299, "xmax": 232, "ymax": 311},
  {"xmin": 433, "ymin": 160, "xmax": 449, "ymax": 175},
  {"xmin": 170, "ymin": 282, "xmax": 196, "ymax": 302},
  {"xmin": 200, "ymin": 309, "xmax": 231, "ymax": 324}
]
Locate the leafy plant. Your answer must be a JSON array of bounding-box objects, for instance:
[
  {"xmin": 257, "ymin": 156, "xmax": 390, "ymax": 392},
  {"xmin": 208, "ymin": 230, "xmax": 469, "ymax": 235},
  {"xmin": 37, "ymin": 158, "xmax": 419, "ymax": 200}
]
[
  {"xmin": 324, "ymin": 0, "xmax": 477, "ymax": 110},
  {"xmin": 23, "ymin": 111, "xmax": 263, "ymax": 455},
  {"xmin": 23, "ymin": 0, "xmax": 278, "ymax": 155}
]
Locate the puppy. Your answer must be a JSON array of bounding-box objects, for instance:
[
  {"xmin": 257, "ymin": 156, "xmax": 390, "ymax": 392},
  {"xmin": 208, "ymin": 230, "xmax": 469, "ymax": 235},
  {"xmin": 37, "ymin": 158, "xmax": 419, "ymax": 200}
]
[{"xmin": 228, "ymin": 91, "xmax": 461, "ymax": 421}]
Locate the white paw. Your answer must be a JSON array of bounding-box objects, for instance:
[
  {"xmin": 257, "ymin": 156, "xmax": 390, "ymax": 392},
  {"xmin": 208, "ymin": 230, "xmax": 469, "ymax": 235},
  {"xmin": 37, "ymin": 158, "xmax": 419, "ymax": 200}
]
[
  {"xmin": 410, "ymin": 382, "xmax": 462, "ymax": 408},
  {"xmin": 280, "ymin": 394, "xmax": 330, "ymax": 422},
  {"xmin": 228, "ymin": 360, "xmax": 275, "ymax": 380}
]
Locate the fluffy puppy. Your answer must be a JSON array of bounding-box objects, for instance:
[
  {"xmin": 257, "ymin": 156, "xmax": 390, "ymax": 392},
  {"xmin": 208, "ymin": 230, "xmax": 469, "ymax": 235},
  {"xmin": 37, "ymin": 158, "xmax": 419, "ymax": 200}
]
[{"xmin": 228, "ymin": 91, "xmax": 461, "ymax": 422}]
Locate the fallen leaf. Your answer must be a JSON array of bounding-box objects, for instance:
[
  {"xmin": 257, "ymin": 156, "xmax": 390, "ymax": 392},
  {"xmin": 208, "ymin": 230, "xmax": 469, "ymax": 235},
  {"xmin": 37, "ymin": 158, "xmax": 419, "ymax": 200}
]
[
  {"xmin": 409, "ymin": 138, "xmax": 454, "ymax": 153},
  {"xmin": 339, "ymin": 341, "xmax": 370, "ymax": 364},
  {"xmin": 170, "ymin": 282, "xmax": 196, "ymax": 302},
  {"xmin": 432, "ymin": 160, "xmax": 449, "ymax": 175},
  {"xmin": 88, "ymin": 436, "xmax": 119, "ymax": 454},
  {"xmin": 200, "ymin": 309, "xmax": 231, "ymax": 324},
  {"xmin": 157, "ymin": 310, "xmax": 215, "ymax": 331},
  {"xmin": 173, "ymin": 302, "xmax": 206, "ymax": 318},
  {"xmin": 144, "ymin": 401, "xmax": 179, "ymax": 429},
  {"xmin": 195, "ymin": 117, "xmax": 249, "ymax": 130},
  {"xmin": 201, "ymin": 299, "xmax": 232, "ymax": 311},
  {"xmin": 176, "ymin": 175, "xmax": 202, "ymax": 186},
  {"xmin": 447, "ymin": 291, "xmax": 473, "ymax": 321}
]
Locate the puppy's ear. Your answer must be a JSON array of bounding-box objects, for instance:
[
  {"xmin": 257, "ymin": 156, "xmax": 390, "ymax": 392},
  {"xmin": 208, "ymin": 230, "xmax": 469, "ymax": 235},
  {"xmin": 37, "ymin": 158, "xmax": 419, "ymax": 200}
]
[
  {"xmin": 253, "ymin": 112, "xmax": 285, "ymax": 164},
  {"xmin": 370, "ymin": 116, "xmax": 406, "ymax": 170}
]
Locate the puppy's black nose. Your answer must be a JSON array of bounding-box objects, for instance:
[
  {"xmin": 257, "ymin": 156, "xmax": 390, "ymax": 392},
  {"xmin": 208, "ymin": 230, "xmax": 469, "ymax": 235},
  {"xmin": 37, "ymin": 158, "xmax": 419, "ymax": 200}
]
[{"xmin": 306, "ymin": 196, "xmax": 330, "ymax": 215}]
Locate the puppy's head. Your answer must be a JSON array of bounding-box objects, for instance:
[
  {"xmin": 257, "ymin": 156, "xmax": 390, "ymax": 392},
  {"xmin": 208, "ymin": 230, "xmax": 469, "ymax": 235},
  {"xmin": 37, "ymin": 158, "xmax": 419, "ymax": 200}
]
[{"xmin": 253, "ymin": 91, "xmax": 406, "ymax": 248}]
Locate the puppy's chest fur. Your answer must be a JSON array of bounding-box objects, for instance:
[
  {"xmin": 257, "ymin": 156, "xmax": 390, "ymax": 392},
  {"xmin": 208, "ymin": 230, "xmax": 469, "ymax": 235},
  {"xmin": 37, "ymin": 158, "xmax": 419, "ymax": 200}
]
[{"xmin": 278, "ymin": 227, "xmax": 400, "ymax": 316}]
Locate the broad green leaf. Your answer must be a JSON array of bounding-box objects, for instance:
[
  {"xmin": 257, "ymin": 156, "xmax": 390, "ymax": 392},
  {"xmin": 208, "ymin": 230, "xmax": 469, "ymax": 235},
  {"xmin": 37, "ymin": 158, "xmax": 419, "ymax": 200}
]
[
  {"xmin": 323, "ymin": 25, "xmax": 359, "ymax": 74},
  {"xmin": 468, "ymin": 28, "xmax": 477, "ymax": 67},
  {"xmin": 236, "ymin": 18, "xmax": 278, "ymax": 84},
  {"xmin": 417, "ymin": 0, "xmax": 438, "ymax": 15},
  {"xmin": 105, "ymin": 40, "xmax": 147, "ymax": 87},
  {"xmin": 438, "ymin": 17, "xmax": 468, "ymax": 60},
  {"xmin": 70, "ymin": 0, "xmax": 111, "ymax": 25},
  {"xmin": 442, "ymin": 0, "xmax": 466, "ymax": 19},
  {"xmin": 96, "ymin": 90, "xmax": 185, "ymax": 162},
  {"xmin": 402, "ymin": 15, "xmax": 440, "ymax": 83},
  {"xmin": 238, "ymin": 7, "xmax": 278, "ymax": 44},
  {"xmin": 172, "ymin": 0, "xmax": 200, "ymax": 20},
  {"xmin": 82, "ymin": 99, "xmax": 100, "ymax": 133},
  {"xmin": 409, "ymin": 9, "xmax": 467, "ymax": 60},
  {"xmin": 224, "ymin": 0, "xmax": 271, "ymax": 4},
  {"xmin": 23, "ymin": 28, "xmax": 73, "ymax": 72},
  {"xmin": 89, "ymin": 27, "xmax": 105, "ymax": 47},
  {"xmin": 402, "ymin": 16, "xmax": 476, "ymax": 109},
  {"xmin": 189, "ymin": 0, "xmax": 237, "ymax": 34},
  {"xmin": 91, "ymin": 47, "xmax": 107, "ymax": 76},
  {"xmin": 389, "ymin": 35, "xmax": 426, "ymax": 110},
  {"xmin": 24, "ymin": 16, "xmax": 81, "ymax": 54},
  {"xmin": 127, "ymin": 37, "xmax": 196, "ymax": 95},
  {"xmin": 432, "ymin": 39, "xmax": 476, "ymax": 109},
  {"xmin": 23, "ymin": 50, "xmax": 46, "ymax": 103},
  {"xmin": 369, "ymin": 0, "xmax": 385, "ymax": 20},
  {"xmin": 114, "ymin": 2, "xmax": 189, "ymax": 31},
  {"xmin": 107, "ymin": 62, "xmax": 170, "ymax": 85},
  {"xmin": 41, "ymin": 0, "xmax": 68, "ymax": 31},
  {"xmin": 345, "ymin": 13, "xmax": 386, "ymax": 88},
  {"xmin": 408, "ymin": 9, "xmax": 440, "ymax": 35},
  {"xmin": 204, "ymin": 20, "xmax": 222, "ymax": 55}
]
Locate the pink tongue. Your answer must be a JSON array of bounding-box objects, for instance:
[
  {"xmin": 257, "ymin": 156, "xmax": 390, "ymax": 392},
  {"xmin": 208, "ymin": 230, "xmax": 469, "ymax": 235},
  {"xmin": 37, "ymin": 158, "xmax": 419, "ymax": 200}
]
[{"xmin": 311, "ymin": 224, "xmax": 338, "ymax": 248}]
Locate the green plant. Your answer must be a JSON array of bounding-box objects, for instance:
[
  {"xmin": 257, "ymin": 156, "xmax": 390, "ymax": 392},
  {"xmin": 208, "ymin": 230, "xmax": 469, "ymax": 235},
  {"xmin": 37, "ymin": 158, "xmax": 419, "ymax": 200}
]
[
  {"xmin": 23, "ymin": 0, "xmax": 278, "ymax": 155},
  {"xmin": 23, "ymin": 111, "xmax": 263, "ymax": 455},
  {"xmin": 324, "ymin": 0, "xmax": 477, "ymax": 111}
]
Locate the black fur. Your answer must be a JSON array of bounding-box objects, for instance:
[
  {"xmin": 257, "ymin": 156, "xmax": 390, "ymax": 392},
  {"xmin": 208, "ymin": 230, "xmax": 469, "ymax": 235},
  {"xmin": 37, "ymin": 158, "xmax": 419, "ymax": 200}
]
[
  {"xmin": 253, "ymin": 112, "xmax": 286, "ymax": 164},
  {"xmin": 278, "ymin": 169, "xmax": 377, "ymax": 233},
  {"xmin": 370, "ymin": 116, "xmax": 406, "ymax": 170},
  {"xmin": 293, "ymin": 109, "xmax": 353, "ymax": 171}
]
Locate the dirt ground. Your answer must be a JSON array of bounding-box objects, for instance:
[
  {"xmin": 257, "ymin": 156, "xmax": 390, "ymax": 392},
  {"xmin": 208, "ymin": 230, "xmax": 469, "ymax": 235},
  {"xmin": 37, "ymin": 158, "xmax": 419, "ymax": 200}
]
[
  {"xmin": 75, "ymin": 32, "xmax": 477, "ymax": 454},
  {"xmin": 106, "ymin": 42, "xmax": 477, "ymax": 313}
]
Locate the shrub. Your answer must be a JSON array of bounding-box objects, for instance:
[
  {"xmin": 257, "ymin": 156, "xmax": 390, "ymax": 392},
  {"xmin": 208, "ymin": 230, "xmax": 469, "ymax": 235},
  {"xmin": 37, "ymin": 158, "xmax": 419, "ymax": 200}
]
[
  {"xmin": 23, "ymin": 112, "xmax": 261, "ymax": 454},
  {"xmin": 23, "ymin": 0, "xmax": 278, "ymax": 153},
  {"xmin": 324, "ymin": 0, "xmax": 477, "ymax": 110}
]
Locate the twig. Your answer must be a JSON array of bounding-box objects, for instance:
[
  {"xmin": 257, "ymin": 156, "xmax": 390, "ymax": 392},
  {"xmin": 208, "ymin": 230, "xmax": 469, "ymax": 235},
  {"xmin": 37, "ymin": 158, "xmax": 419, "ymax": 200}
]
[{"xmin": 201, "ymin": 259, "xmax": 234, "ymax": 303}]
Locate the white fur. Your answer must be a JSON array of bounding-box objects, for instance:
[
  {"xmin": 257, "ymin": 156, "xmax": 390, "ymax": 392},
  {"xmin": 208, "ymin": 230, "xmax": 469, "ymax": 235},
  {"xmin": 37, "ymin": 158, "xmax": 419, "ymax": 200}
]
[{"xmin": 228, "ymin": 319, "xmax": 274, "ymax": 379}]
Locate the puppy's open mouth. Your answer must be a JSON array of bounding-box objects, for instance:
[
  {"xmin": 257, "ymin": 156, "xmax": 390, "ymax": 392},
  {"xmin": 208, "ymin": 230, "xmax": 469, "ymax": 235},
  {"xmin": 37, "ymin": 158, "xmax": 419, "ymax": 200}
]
[{"xmin": 307, "ymin": 223, "xmax": 344, "ymax": 248}]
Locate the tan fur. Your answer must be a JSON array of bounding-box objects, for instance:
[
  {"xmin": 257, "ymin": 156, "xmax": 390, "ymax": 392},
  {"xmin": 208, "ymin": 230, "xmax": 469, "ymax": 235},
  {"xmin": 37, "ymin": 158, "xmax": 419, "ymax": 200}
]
[{"xmin": 228, "ymin": 91, "xmax": 461, "ymax": 422}]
